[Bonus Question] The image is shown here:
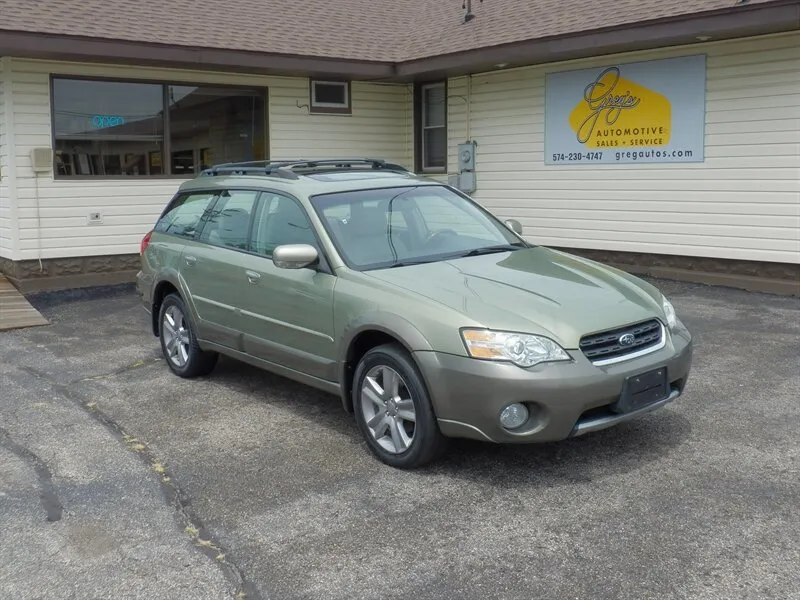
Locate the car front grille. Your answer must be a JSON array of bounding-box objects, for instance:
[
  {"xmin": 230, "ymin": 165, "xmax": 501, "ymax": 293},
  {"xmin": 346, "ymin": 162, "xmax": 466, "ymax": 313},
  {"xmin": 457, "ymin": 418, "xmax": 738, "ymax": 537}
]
[{"xmin": 579, "ymin": 319, "xmax": 663, "ymax": 363}]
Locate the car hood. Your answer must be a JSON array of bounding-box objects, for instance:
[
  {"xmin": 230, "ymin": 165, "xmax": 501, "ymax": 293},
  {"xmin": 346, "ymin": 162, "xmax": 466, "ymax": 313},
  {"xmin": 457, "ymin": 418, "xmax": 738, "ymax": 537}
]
[{"xmin": 364, "ymin": 247, "xmax": 664, "ymax": 348}]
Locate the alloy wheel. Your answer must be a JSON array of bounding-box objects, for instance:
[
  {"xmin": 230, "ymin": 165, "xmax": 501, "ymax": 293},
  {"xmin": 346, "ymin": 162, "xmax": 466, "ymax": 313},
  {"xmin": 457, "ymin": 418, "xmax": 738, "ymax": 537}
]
[
  {"xmin": 162, "ymin": 305, "xmax": 191, "ymax": 368},
  {"xmin": 360, "ymin": 365, "xmax": 417, "ymax": 454}
]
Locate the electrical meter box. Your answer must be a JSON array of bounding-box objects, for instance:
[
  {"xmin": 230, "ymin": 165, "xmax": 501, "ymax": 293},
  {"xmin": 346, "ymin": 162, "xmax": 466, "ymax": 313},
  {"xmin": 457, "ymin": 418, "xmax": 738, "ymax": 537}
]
[
  {"xmin": 449, "ymin": 171, "xmax": 476, "ymax": 194},
  {"xmin": 457, "ymin": 141, "xmax": 476, "ymax": 172},
  {"xmin": 30, "ymin": 148, "xmax": 53, "ymax": 173},
  {"xmin": 458, "ymin": 171, "xmax": 476, "ymax": 194}
]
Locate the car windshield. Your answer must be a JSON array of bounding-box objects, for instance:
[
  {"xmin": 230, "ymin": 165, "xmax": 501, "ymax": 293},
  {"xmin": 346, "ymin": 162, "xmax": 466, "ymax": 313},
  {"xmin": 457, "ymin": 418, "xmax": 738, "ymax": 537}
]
[{"xmin": 310, "ymin": 185, "xmax": 528, "ymax": 270}]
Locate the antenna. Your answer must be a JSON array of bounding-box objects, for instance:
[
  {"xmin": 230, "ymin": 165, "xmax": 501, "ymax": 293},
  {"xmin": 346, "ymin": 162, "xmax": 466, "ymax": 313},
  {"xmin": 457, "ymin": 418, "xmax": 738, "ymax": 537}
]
[{"xmin": 463, "ymin": 0, "xmax": 483, "ymax": 23}]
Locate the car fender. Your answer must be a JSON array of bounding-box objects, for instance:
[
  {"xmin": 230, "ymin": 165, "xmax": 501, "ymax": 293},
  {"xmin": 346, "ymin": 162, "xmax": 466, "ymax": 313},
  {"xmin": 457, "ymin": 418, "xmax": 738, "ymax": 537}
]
[
  {"xmin": 339, "ymin": 310, "xmax": 434, "ymax": 362},
  {"xmin": 337, "ymin": 310, "xmax": 435, "ymax": 410},
  {"xmin": 150, "ymin": 267, "xmax": 196, "ymax": 336}
]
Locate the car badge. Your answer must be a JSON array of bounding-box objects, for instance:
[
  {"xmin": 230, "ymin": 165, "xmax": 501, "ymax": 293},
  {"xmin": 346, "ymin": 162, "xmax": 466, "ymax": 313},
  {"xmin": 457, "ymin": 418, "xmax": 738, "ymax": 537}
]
[{"xmin": 619, "ymin": 333, "xmax": 636, "ymax": 346}]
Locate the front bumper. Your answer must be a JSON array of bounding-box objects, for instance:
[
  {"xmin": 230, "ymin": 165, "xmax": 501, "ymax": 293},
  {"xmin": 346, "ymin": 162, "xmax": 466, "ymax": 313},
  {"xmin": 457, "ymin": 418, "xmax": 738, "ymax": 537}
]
[{"xmin": 414, "ymin": 326, "xmax": 692, "ymax": 443}]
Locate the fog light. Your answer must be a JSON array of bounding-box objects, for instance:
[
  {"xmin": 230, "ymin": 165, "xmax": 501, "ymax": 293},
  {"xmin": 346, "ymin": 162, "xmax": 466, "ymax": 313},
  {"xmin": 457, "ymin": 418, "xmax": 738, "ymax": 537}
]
[{"xmin": 499, "ymin": 403, "xmax": 529, "ymax": 430}]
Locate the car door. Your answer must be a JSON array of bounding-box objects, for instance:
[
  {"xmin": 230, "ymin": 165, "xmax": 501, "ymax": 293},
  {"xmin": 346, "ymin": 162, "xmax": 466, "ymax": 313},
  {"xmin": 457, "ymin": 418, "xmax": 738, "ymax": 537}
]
[
  {"xmin": 152, "ymin": 189, "xmax": 219, "ymax": 337},
  {"xmin": 178, "ymin": 189, "xmax": 260, "ymax": 349},
  {"xmin": 237, "ymin": 191, "xmax": 337, "ymax": 382}
]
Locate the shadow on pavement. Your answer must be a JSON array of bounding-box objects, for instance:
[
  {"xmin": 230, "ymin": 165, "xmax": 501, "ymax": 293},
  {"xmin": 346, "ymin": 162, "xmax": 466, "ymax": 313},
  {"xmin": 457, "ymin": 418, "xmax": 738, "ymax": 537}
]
[{"xmin": 209, "ymin": 352, "xmax": 693, "ymax": 484}]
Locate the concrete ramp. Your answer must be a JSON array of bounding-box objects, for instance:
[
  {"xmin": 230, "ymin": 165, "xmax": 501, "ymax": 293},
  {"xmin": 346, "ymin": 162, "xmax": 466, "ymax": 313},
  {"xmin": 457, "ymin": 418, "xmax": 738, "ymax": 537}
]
[{"xmin": 0, "ymin": 275, "xmax": 49, "ymax": 331}]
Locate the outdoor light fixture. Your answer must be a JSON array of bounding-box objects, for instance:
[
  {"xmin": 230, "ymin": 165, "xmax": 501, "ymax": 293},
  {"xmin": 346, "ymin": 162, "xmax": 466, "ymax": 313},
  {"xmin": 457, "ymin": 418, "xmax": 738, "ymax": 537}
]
[{"xmin": 463, "ymin": 0, "xmax": 483, "ymax": 23}]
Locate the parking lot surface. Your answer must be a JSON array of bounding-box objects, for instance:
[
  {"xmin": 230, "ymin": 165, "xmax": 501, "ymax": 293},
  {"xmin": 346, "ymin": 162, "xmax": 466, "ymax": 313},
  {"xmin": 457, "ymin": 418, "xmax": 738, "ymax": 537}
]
[{"xmin": 1, "ymin": 280, "xmax": 798, "ymax": 600}]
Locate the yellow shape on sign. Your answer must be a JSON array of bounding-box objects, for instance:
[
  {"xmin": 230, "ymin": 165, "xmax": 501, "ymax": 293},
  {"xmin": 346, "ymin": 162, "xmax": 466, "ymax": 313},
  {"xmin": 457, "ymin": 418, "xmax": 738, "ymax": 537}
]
[{"xmin": 568, "ymin": 67, "xmax": 672, "ymax": 149}]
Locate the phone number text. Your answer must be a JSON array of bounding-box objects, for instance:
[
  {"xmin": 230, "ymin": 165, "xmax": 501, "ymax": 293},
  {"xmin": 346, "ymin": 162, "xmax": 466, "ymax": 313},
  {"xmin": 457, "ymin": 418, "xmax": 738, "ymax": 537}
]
[{"xmin": 551, "ymin": 152, "xmax": 604, "ymax": 162}]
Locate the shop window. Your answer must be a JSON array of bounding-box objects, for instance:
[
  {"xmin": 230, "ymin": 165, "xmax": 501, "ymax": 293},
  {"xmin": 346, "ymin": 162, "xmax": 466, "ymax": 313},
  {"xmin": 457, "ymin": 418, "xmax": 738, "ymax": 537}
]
[
  {"xmin": 51, "ymin": 77, "xmax": 267, "ymax": 178},
  {"xmin": 168, "ymin": 85, "xmax": 266, "ymax": 175},
  {"xmin": 52, "ymin": 78, "xmax": 163, "ymax": 177},
  {"xmin": 416, "ymin": 82, "xmax": 447, "ymax": 172},
  {"xmin": 309, "ymin": 80, "xmax": 351, "ymax": 114}
]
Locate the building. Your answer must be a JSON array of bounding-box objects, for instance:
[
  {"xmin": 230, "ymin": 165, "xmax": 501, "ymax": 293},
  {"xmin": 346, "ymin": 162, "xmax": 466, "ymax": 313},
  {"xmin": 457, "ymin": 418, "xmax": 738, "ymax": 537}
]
[{"xmin": 0, "ymin": 0, "xmax": 798, "ymax": 294}]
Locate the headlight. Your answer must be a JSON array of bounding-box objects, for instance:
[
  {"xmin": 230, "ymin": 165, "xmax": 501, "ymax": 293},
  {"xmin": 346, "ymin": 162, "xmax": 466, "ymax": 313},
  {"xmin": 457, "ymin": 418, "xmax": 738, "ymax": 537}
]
[
  {"xmin": 461, "ymin": 329, "xmax": 571, "ymax": 368},
  {"xmin": 662, "ymin": 296, "xmax": 678, "ymax": 330}
]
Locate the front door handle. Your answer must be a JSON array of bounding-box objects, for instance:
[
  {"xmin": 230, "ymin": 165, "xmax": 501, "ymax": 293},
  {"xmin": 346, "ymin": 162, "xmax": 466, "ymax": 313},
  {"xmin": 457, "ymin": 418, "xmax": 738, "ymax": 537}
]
[
  {"xmin": 184, "ymin": 255, "xmax": 197, "ymax": 267},
  {"xmin": 245, "ymin": 270, "xmax": 261, "ymax": 284}
]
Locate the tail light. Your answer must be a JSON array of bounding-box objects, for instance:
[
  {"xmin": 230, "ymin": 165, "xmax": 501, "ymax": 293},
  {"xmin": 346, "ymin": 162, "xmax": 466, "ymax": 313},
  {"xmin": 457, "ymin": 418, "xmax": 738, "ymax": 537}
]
[{"xmin": 140, "ymin": 230, "xmax": 153, "ymax": 255}]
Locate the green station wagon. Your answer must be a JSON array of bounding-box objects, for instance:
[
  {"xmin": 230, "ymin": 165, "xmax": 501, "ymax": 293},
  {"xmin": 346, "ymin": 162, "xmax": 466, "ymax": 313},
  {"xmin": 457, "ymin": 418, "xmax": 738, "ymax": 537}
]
[{"xmin": 136, "ymin": 158, "xmax": 693, "ymax": 468}]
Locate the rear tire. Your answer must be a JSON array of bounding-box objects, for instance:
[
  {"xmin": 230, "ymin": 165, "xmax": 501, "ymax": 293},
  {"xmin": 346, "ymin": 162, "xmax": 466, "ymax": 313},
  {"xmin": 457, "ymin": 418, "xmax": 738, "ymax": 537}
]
[
  {"xmin": 353, "ymin": 344, "xmax": 447, "ymax": 469},
  {"xmin": 158, "ymin": 293, "xmax": 218, "ymax": 378}
]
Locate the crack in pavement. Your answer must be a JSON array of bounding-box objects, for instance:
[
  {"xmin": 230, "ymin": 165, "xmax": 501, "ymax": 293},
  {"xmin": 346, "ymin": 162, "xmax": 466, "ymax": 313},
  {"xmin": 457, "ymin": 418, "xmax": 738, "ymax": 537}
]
[
  {"xmin": 16, "ymin": 357, "xmax": 163, "ymax": 387},
  {"xmin": 76, "ymin": 357, "xmax": 164, "ymax": 383},
  {"xmin": 17, "ymin": 356, "xmax": 165, "ymax": 386},
  {"xmin": 0, "ymin": 426, "xmax": 63, "ymax": 522},
  {"xmin": 15, "ymin": 360, "xmax": 265, "ymax": 600}
]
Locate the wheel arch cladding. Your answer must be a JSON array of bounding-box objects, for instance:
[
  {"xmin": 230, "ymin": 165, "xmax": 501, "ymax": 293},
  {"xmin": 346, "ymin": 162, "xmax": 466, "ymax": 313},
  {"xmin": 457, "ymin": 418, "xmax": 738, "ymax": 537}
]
[
  {"xmin": 151, "ymin": 280, "xmax": 180, "ymax": 336},
  {"xmin": 339, "ymin": 318, "xmax": 432, "ymax": 413}
]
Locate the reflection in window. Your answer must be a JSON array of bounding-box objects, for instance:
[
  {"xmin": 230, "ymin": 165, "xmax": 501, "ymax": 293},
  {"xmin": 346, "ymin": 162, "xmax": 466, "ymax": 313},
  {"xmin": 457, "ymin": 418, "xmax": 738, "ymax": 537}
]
[
  {"xmin": 252, "ymin": 194, "xmax": 317, "ymax": 256},
  {"xmin": 52, "ymin": 78, "xmax": 266, "ymax": 177},
  {"xmin": 53, "ymin": 79, "xmax": 164, "ymax": 176},
  {"xmin": 199, "ymin": 190, "xmax": 259, "ymax": 250},
  {"xmin": 168, "ymin": 85, "xmax": 266, "ymax": 176},
  {"xmin": 154, "ymin": 192, "xmax": 219, "ymax": 239},
  {"xmin": 311, "ymin": 185, "xmax": 520, "ymax": 270}
]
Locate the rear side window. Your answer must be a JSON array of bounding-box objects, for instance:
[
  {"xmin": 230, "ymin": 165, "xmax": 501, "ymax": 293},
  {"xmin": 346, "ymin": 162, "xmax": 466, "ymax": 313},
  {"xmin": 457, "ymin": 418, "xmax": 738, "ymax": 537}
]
[
  {"xmin": 198, "ymin": 190, "xmax": 259, "ymax": 251},
  {"xmin": 155, "ymin": 191, "xmax": 218, "ymax": 239}
]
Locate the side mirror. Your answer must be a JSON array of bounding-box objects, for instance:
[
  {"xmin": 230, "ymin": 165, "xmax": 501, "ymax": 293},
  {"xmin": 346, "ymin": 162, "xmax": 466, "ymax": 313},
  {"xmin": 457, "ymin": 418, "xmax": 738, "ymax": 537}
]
[
  {"xmin": 504, "ymin": 218, "xmax": 523, "ymax": 235},
  {"xmin": 272, "ymin": 244, "xmax": 319, "ymax": 269}
]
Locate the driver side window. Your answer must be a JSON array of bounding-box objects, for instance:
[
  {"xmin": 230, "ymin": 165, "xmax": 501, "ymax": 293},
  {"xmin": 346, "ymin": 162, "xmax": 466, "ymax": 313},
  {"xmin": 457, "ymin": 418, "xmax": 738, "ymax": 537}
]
[{"xmin": 251, "ymin": 193, "xmax": 317, "ymax": 257}]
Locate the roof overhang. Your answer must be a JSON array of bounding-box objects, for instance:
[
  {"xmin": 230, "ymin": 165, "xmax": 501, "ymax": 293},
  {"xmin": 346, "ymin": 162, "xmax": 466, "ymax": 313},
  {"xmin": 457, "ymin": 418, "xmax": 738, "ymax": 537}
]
[
  {"xmin": 0, "ymin": 0, "xmax": 798, "ymax": 82},
  {"xmin": 394, "ymin": 0, "xmax": 800, "ymax": 80},
  {"xmin": 0, "ymin": 31, "xmax": 395, "ymax": 80}
]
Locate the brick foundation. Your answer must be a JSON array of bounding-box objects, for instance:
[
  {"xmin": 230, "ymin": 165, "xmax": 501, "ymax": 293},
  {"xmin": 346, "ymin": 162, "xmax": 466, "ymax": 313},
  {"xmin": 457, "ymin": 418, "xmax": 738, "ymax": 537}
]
[
  {"xmin": 0, "ymin": 249, "xmax": 798, "ymax": 296},
  {"xmin": 0, "ymin": 254, "xmax": 141, "ymax": 294}
]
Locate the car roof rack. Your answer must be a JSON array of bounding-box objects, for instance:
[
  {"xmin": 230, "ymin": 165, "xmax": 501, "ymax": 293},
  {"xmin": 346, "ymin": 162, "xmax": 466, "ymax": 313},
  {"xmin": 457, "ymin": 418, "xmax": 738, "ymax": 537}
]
[{"xmin": 200, "ymin": 158, "xmax": 410, "ymax": 180}]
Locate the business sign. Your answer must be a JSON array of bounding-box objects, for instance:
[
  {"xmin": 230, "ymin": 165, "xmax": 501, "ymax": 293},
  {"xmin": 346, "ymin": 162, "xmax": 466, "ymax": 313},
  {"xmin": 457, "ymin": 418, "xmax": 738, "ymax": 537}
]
[
  {"xmin": 91, "ymin": 115, "xmax": 126, "ymax": 129},
  {"xmin": 544, "ymin": 55, "xmax": 706, "ymax": 165}
]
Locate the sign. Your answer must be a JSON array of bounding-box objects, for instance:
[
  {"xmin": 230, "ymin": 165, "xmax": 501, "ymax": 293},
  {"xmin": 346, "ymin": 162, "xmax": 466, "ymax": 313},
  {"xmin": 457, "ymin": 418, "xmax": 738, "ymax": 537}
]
[
  {"xmin": 544, "ymin": 55, "xmax": 706, "ymax": 165},
  {"xmin": 91, "ymin": 115, "xmax": 126, "ymax": 129}
]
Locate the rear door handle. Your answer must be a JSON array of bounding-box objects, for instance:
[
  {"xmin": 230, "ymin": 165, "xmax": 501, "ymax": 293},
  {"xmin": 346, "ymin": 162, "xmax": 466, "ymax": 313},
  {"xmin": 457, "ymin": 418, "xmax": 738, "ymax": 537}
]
[
  {"xmin": 184, "ymin": 255, "xmax": 197, "ymax": 266},
  {"xmin": 245, "ymin": 270, "xmax": 261, "ymax": 283}
]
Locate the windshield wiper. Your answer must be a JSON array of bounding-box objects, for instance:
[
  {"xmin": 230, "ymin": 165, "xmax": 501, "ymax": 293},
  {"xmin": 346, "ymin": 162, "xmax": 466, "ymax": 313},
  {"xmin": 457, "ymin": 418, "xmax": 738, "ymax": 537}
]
[
  {"xmin": 386, "ymin": 244, "xmax": 524, "ymax": 268},
  {"xmin": 387, "ymin": 258, "xmax": 437, "ymax": 268},
  {"xmin": 458, "ymin": 244, "xmax": 525, "ymax": 258}
]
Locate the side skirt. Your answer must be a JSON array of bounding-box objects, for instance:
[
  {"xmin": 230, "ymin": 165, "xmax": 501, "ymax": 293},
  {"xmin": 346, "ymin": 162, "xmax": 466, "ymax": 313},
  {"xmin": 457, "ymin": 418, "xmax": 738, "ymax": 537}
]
[{"xmin": 198, "ymin": 340, "xmax": 342, "ymax": 398}]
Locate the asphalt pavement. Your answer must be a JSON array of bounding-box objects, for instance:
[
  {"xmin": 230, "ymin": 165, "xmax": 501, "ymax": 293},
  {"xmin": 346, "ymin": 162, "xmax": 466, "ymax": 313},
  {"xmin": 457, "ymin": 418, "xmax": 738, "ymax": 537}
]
[{"xmin": 0, "ymin": 280, "xmax": 798, "ymax": 600}]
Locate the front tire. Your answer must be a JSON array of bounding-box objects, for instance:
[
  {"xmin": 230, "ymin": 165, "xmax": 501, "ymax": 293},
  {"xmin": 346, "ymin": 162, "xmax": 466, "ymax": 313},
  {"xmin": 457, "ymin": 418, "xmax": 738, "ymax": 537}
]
[
  {"xmin": 158, "ymin": 293, "xmax": 218, "ymax": 378},
  {"xmin": 353, "ymin": 344, "xmax": 447, "ymax": 469}
]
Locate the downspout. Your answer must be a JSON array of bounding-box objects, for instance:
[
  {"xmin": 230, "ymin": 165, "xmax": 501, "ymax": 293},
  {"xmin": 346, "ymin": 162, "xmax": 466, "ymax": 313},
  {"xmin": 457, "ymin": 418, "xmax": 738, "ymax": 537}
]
[
  {"xmin": 1, "ymin": 58, "xmax": 20, "ymax": 265},
  {"xmin": 466, "ymin": 74, "xmax": 472, "ymax": 142},
  {"xmin": 407, "ymin": 83, "xmax": 413, "ymax": 169}
]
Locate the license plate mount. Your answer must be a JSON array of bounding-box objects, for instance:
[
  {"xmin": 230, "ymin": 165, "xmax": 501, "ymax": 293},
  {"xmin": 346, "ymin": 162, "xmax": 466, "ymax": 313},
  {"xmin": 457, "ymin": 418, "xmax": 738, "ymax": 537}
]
[{"xmin": 612, "ymin": 367, "xmax": 669, "ymax": 414}]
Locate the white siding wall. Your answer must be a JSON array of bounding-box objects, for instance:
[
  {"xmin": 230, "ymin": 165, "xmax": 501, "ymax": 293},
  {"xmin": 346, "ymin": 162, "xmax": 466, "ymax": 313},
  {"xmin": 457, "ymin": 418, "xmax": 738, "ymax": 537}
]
[
  {"xmin": 445, "ymin": 32, "xmax": 800, "ymax": 264},
  {"xmin": 8, "ymin": 59, "xmax": 412, "ymax": 261},
  {"xmin": 0, "ymin": 58, "xmax": 13, "ymax": 259}
]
